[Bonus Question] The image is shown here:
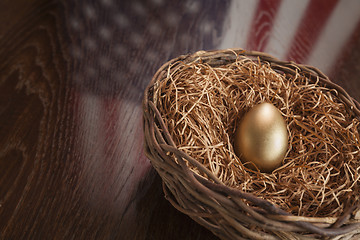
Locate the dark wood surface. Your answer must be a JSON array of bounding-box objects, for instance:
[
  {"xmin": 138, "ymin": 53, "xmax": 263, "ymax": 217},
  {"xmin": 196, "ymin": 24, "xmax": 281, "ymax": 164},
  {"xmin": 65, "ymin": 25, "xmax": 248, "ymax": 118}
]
[{"xmin": 1, "ymin": 0, "xmax": 359, "ymax": 239}]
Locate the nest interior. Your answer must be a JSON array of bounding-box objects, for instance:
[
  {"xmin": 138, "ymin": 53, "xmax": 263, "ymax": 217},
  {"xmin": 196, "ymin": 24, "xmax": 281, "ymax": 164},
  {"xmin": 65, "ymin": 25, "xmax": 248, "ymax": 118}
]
[{"xmin": 153, "ymin": 53, "xmax": 360, "ymax": 219}]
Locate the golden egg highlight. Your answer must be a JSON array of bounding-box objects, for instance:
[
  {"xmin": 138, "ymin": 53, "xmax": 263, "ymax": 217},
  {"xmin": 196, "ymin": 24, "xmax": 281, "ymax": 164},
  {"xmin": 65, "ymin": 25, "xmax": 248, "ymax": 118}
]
[{"xmin": 234, "ymin": 103, "xmax": 288, "ymax": 172}]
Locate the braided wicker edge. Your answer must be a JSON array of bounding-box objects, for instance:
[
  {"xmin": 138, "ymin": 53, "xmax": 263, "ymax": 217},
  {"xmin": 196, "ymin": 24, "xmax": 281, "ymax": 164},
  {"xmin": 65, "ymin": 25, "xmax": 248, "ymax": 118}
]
[{"xmin": 143, "ymin": 48, "xmax": 360, "ymax": 240}]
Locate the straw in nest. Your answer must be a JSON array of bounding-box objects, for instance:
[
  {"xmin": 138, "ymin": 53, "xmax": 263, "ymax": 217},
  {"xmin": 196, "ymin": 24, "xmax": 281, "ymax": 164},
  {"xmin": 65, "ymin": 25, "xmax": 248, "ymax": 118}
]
[{"xmin": 143, "ymin": 49, "xmax": 360, "ymax": 239}]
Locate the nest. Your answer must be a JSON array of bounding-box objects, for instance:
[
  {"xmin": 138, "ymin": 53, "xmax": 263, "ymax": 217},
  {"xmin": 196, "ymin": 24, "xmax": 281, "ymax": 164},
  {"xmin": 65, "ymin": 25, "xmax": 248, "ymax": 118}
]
[{"xmin": 143, "ymin": 49, "xmax": 360, "ymax": 239}]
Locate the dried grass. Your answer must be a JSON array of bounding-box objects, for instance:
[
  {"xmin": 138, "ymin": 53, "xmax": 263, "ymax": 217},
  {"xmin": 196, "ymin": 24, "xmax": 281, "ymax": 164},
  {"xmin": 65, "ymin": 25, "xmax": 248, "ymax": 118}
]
[{"xmin": 154, "ymin": 56, "xmax": 360, "ymax": 218}]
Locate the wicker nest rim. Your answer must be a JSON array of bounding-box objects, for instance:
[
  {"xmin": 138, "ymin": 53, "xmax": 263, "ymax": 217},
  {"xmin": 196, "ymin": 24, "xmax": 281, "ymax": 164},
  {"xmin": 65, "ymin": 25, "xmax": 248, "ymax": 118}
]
[{"xmin": 143, "ymin": 49, "xmax": 360, "ymax": 239}]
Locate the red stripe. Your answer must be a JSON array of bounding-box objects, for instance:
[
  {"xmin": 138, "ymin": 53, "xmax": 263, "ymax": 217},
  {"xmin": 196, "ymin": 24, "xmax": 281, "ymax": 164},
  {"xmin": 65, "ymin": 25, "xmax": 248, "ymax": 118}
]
[
  {"xmin": 329, "ymin": 20, "xmax": 360, "ymax": 79},
  {"xmin": 285, "ymin": 0, "xmax": 339, "ymax": 63},
  {"xmin": 246, "ymin": 0, "xmax": 282, "ymax": 52},
  {"xmin": 102, "ymin": 97, "xmax": 119, "ymax": 155},
  {"xmin": 100, "ymin": 97, "xmax": 120, "ymax": 198}
]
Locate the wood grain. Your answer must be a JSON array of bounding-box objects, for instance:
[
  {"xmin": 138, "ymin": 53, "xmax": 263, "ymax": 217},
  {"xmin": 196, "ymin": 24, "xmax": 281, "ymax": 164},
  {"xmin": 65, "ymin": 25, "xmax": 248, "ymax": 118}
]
[
  {"xmin": 1, "ymin": 0, "xmax": 359, "ymax": 239},
  {"xmin": 0, "ymin": 1, "xmax": 76, "ymax": 238},
  {"xmin": 0, "ymin": 0, "xmax": 227, "ymax": 239}
]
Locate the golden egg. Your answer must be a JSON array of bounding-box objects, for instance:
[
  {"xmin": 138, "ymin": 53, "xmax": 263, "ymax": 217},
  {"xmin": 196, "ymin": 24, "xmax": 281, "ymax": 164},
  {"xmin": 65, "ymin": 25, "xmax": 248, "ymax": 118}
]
[{"xmin": 234, "ymin": 103, "xmax": 288, "ymax": 172}]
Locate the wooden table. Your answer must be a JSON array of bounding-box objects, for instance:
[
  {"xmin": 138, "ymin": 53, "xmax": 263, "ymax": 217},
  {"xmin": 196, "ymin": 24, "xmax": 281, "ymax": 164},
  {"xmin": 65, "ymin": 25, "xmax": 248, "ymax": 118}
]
[{"xmin": 1, "ymin": 0, "xmax": 359, "ymax": 239}]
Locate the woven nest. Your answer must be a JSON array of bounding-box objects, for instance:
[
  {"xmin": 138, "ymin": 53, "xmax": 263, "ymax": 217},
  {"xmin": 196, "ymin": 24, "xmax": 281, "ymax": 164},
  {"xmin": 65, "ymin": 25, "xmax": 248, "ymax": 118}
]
[{"xmin": 143, "ymin": 49, "xmax": 360, "ymax": 239}]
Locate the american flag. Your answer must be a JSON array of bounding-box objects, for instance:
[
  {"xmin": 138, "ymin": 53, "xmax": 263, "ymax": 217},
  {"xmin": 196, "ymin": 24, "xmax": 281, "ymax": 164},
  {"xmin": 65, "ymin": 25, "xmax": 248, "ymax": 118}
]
[
  {"xmin": 220, "ymin": 0, "xmax": 360, "ymax": 76},
  {"xmin": 71, "ymin": 0, "xmax": 360, "ymax": 223}
]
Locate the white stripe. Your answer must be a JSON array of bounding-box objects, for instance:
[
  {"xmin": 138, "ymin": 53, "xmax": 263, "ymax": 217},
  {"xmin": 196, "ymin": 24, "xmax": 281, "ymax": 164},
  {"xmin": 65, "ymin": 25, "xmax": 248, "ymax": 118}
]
[
  {"xmin": 218, "ymin": 0, "xmax": 259, "ymax": 50},
  {"xmin": 79, "ymin": 92, "xmax": 103, "ymax": 153},
  {"xmin": 115, "ymin": 100, "xmax": 150, "ymax": 209},
  {"xmin": 78, "ymin": 93, "xmax": 151, "ymax": 211},
  {"xmin": 77, "ymin": 93, "xmax": 106, "ymax": 205},
  {"xmin": 265, "ymin": 0, "xmax": 310, "ymax": 60},
  {"xmin": 307, "ymin": 0, "xmax": 360, "ymax": 74}
]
